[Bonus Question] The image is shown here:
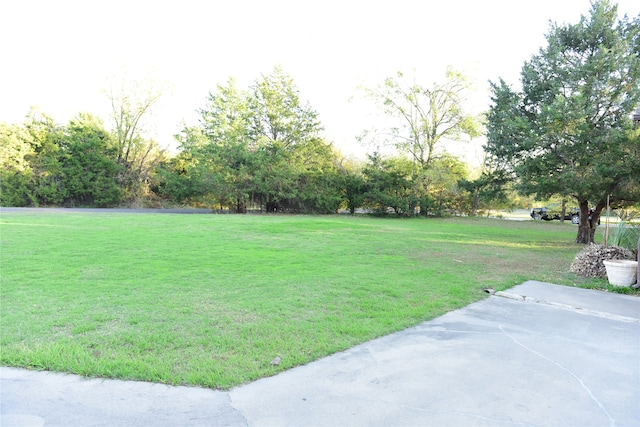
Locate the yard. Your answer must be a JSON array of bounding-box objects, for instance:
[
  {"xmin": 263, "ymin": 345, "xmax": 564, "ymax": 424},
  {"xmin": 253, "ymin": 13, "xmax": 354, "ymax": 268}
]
[{"xmin": 0, "ymin": 211, "xmax": 612, "ymax": 389}]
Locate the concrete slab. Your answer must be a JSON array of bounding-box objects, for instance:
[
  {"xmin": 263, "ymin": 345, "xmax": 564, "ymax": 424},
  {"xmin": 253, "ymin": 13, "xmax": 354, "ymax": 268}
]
[
  {"xmin": 0, "ymin": 368, "xmax": 245, "ymax": 427},
  {"xmin": 2, "ymin": 281, "xmax": 639, "ymax": 427},
  {"xmin": 508, "ymin": 281, "xmax": 640, "ymax": 320}
]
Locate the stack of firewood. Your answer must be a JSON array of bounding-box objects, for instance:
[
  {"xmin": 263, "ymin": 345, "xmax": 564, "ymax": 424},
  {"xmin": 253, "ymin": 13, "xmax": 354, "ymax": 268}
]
[{"xmin": 569, "ymin": 244, "xmax": 635, "ymax": 278}]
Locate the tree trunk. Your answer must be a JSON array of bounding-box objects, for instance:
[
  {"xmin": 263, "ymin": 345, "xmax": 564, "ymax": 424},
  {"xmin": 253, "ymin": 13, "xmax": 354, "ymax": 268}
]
[
  {"xmin": 576, "ymin": 199, "xmax": 594, "ymax": 244},
  {"xmin": 575, "ymin": 198, "xmax": 605, "ymax": 244},
  {"xmin": 235, "ymin": 199, "xmax": 246, "ymax": 214},
  {"xmin": 470, "ymin": 189, "xmax": 479, "ymax": 216}
]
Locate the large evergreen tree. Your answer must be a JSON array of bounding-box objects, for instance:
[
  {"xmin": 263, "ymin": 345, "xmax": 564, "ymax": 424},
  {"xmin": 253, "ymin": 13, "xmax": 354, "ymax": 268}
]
[
  {"xmin": 59, "ymin": 114, "xmax": 122, "ymax": 207},
  {"xmin": 248, "ymin": 66, "xmax": 328, "ymax": 212},
  {"xmin": 485, "ymin": 0, "xmax": 640, "ymax": 243},
  {"xmin": 197, "ymin": 78, "xmax": 255, "ymax": 212},
  {"xmin": 22, "ymin": 110, "xmax": 67, "ymax": 206}
]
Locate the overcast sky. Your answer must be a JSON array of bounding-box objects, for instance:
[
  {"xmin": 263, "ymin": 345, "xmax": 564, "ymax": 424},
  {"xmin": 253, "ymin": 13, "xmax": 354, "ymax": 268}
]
[{"xmin": 1, "ymin": 0, "xmax": 638, "ymax": 164}]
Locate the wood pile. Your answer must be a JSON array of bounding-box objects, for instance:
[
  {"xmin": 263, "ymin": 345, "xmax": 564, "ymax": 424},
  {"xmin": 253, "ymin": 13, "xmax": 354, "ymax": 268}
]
[{"xmin": 569, "ymin": 244, "xmax": 635, "ymax": 278}]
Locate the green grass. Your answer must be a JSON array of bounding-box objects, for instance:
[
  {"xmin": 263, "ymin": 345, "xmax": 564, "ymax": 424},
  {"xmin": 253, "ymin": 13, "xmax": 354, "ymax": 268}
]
[{"xmin": 0, "ymin": 212, "xmax": 629, "ymax": 389}]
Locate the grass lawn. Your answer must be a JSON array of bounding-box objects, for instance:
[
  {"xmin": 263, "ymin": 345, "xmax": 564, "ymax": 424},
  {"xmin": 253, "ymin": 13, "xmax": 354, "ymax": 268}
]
[{"xmin": 0, "ymin": 211, "xmax": 626, "ymax": 389}]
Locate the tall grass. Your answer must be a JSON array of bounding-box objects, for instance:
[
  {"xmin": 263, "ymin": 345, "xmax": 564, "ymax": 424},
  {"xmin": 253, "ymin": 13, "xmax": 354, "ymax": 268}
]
[
  {"xmin": 609, "ymin": 221, "xmax": 640, "ymax": 252},
  {"xmin": 0, "ymin": 212, "xmax": 603, "ymax": 389}
]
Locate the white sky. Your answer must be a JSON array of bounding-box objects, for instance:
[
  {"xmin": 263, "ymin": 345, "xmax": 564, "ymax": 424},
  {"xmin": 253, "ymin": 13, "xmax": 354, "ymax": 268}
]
[{"xmin": 1, "ymin": 0, "xmax": 639, "ymax": 165}]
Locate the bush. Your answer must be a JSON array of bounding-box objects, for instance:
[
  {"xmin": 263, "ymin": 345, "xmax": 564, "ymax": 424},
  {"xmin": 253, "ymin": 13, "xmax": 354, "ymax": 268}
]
[{"xmin": 607, "ymin": 210, "xmax": 640, "ymax": 253}]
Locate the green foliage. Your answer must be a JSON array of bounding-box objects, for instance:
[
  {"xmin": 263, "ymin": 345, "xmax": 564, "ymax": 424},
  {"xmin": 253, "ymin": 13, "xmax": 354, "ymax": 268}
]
[
  {"xmin": 156, "ymin": 126, "xmax": 211, "ymax": 204},
  {"xmin": 1, "ymin": 66, "xmax": 500, "ymax": 214},
  {"xmin": 458, "ymin": 169, "xmax": 511, "ymax": 216},
  {"xmin": 418, "ymin": 154, "xmax": 468, "ymax": 216},
  {"xmin": 59, "ymin": 114, "xmax": 122, "ymax": 207},
  {"xmin": 359, "ymin": 68, "xmax": 481, "ymax": 216},
  {"xmin": 485, "ymin": 0, "xmax": 640, "ymax": 243},
  {"xmin": 362, "ymin": 153, "xmax": 416, "ymax": 216},
  {"xmin": 168, "ymin": 67, "xmax": 342, "ymax": 213},
  {"xmin": 200, "ymin": 77, "xmax": 251, "ymax": 146},
  {"xmin": 23, "ymin": 110, "xmax": 68, "ymax": 206},
  {"xmin": 359, "ymin": 153, "xmax": 471, "ymax": 217},
  {"xmin": 1, "ymin": 112, "xmax": 123, "ymax": 207},
  {"xmin": 188, "ymin": 80, "xmax": 258, "ymax": 210},
  {"xmin": 0, "ymin": 122, "xmax": 35, "ymax": 206},
  {"xmin": 609, "ymin": 220, "xmax": 640, "ymax": 253},
  {"xmin": 337, "ymin": 159, "xmax": 368, "ymax": 214},
  {"xmin": 0, "ymin": 122, "xmax": 33, "ymax": 172},
  {"xmin": 153, "ymin": 156, "xmax": 199, "ymax": 204},
  {"xmin": 248, "ymin": 67, "xmax": 331, "ymax": 212},
  {"xmin": 0, "ymin": 171, "xmax": 34, "ymax": 206},
  {"xmin": 607, "ymin": 209, "xmax": 640, "ymax": 253},
  {"xmin": 249, "ymin": 65, "xmax": 323, "ymax": 150}
]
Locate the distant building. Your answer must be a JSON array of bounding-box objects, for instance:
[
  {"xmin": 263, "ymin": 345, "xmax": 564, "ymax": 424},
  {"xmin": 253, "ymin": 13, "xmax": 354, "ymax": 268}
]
[{"xmin": 634, "ymin": 106, "xmax": 640, "ymax": 126}]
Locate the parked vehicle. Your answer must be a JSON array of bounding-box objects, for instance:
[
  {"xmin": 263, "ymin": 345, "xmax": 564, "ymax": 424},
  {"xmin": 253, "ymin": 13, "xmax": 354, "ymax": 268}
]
[{"xmin": 530, "ymin": 206, "xmax": 597, "ymax": 225}]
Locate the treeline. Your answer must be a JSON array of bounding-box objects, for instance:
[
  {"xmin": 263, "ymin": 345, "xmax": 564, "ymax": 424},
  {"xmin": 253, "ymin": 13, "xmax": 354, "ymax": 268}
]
[
  {"xmin": 1, "ymin": 111, "xmax": 164, "ymax": 208},
  {"xmin": 1, "ymin": 68, "xmax": 507, "ymax": 215}
]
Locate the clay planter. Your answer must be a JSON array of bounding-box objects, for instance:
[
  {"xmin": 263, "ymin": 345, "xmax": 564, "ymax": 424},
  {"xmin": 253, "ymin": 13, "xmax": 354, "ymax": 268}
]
[{"xmin": 603, "ymin": 260, "xmax": 638, "ymax": 287}]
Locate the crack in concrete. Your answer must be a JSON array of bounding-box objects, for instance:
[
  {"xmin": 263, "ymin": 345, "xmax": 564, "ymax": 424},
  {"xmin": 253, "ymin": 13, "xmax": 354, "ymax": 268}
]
[
  {"xmin": 499, "ymin": 325, "xmax": 616, "ymax": 427},
  {"xmin": 226, "ymin": 393, "xmax": 250, "ymax": 427},
  {"xmin": 493, "ymin": 292, "xmax": 640, "ymax": 324}
]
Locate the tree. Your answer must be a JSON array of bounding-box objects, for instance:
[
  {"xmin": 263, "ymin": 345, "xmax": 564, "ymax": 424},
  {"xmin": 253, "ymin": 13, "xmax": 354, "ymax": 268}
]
[
  {"xmin": 420, "ymin": 154, "xmax": 468, "ymax": 216},
  {"xmin": 168, "ymin": 69, "xmax": 340, "ymax": 213},
  {"xmin": 106, "ymin": 74, "xmax": 167, "ymax": 205},
  {"xmin": 195, "ymin": 78, "xmax": 256, "ymax": 212},
  {"xmin": 22, "ymin": 110, "xmax": 67, "ymax": 206},
  {"xmin": 286, "ymin": 138, "xmax": 343, "ymax": 214},
  {"xmin": 59, "ymin": 114, "xmax": 122, "ymax": 207},
  {"xmin": 362, "ymin": 68, "xmax": 482, "ymax": 170},
  {"xmin": 249, "ymin": 66, "xmax": 323, "ymax": 150},
  {"xmin": 1, "ymin": 111, "xmax": 124, "ymax": 207},
  {"xmin": 458, "ymin": 167, "xmax": 510, "ymax": 217},
  {"xmin": 248, "ymin": 66, "xmax": 327, "ymax": 212},
  {"xmin": 362, "ymin": 153, "xmax": 416, "ymax": 216},
  {"xmin": 337, "ymin": 157, "xmax": 367, "ymax": 214},
  {"xmin": 485, "ymin": 0, "xmax": 640, "ymax": 243},
  {"xmin": 155, "ymin": 126, "xmax": 209, "ymax": 205},
  {"xmin": 361, "ymin": 68, "xmax": 482, "ymax": 216},
  {"xmin": 0, "ymin": 122, "xmax": 35, "ymax": 206}
]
